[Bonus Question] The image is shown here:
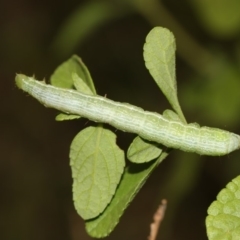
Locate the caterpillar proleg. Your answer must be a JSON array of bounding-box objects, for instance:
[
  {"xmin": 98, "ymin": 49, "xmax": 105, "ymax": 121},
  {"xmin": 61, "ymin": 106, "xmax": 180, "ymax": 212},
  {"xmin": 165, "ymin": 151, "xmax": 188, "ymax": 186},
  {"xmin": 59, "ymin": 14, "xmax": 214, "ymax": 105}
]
[{"xmin": 15, "ymin": 74, "xmax": 240, "ymax": 156}]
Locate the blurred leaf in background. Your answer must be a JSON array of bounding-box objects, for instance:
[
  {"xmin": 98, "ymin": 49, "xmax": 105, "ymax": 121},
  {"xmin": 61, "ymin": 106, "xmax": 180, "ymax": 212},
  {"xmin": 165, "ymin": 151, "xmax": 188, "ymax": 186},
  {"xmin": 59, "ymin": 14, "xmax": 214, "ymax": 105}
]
[
  {"xmin": 188, "ymin": 0, "xmax": 240, "ymax": 38},
  {"xmin": 51, "ymin": 0, "xmax": 132, "ymax": 59}
]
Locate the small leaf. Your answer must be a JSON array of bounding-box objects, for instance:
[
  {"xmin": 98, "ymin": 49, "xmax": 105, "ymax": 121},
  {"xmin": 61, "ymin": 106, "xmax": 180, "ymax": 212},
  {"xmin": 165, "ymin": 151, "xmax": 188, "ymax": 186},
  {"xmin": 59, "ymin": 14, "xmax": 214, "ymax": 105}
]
[
  {"xmin": 127, "ymin": 136, "xmax": 162, "ymax": 163},
  {"xmin": 50, "ymin": 55, "xmax": 96, "ymax": 94},
  {"xmin": 55, "ymin": 113, "xmax": 81, "ymax": 121},
  {"xmin": 206, "ymin": 175, "xmax": 240, "ymax": 240},
  {"xmin": 70, "ymin": 126, "xmax": 125, "ymax": 220},
  {"xmin": 143, "ymin": 27, "xmax": 186, "ymax": 123},
  {"xmin": 50, "ymin": 55, "xmax": 96, "ymax": 120},
  {"xmin": 85, "ymin": 152, "xmax": 168, "ymax": 237},
  {"xmin": 163, "ymin": 109, "xmax": 182, "ymax": 123},
  {"xmin": 72, "ymin": 73, "xmax": 94, "ymax": 95}
]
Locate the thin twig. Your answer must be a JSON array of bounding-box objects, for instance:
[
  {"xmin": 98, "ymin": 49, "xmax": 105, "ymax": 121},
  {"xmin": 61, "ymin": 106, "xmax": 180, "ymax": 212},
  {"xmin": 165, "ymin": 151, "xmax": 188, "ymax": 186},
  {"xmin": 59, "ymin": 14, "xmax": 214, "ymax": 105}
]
[{"xmin": 148, "ymin": 199, "xmax": 167, "ymax": 240}]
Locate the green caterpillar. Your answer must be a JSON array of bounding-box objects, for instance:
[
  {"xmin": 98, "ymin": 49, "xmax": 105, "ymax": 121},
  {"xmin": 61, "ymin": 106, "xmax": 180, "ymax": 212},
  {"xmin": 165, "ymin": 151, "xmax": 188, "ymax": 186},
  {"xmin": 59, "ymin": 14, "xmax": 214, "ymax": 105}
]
[{"xmin": 15, "ymin": 74, "xmax": 240, "ymax": 156}]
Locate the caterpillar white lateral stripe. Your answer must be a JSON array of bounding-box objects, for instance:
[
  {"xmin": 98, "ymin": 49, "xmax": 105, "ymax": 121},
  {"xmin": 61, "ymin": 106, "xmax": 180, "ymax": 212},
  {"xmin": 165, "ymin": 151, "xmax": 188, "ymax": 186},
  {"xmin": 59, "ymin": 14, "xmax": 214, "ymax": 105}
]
[{"xmin": 15, "ymin": 74, "xmax": 240, "ymax": 156}]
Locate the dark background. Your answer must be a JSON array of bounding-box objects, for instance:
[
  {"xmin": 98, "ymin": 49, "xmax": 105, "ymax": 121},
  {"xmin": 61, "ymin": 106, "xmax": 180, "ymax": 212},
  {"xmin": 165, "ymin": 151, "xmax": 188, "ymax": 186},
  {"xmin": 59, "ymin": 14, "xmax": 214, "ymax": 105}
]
[{"xmin": 2, "ymin": 0, "xmax": 240, "ymax": 239}]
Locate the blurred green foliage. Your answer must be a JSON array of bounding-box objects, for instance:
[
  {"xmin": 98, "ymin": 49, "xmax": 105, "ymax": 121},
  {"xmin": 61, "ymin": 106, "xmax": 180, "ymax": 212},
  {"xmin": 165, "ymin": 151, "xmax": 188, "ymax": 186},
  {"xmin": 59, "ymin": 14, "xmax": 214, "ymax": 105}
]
[
  {"xmin": 189, "ymin": 0, "xmax": 240, "ymax": 38},
  {"xmin": 2, "ymin": 0, "xmax": 240, "ymax": 239}
]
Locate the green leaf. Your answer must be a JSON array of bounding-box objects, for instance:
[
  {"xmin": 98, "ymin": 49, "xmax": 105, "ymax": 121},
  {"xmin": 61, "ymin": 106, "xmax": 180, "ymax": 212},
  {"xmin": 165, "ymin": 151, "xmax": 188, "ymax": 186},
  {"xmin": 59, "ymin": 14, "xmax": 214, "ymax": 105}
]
[
  {"xmin": 70, "ymin": 126, "xmax": 125, "ymax": 220},
  {"xmin": 72, "ymin": 73, "xmax": 94, "ymax": 95},
  {"xmin": 50, "ymin": 55, "xmax": 96, "ymax": 121},
  {"xmin": 50, "ymin": 55, "xmax": 96, "ymax": 94},
  {"xmin": 55, "ymin": 113, "xmax": 81, "ymax": 121},
  {"xmin": 162, "ymin": 109, "xmax": 182, "ymax": 123},
  {"xmin": 143, "ymin": 27, "xmax": 186, "ymax": 123},
  {"xmin": 127, "ymin": 136, "xmax": 162, "ymax": 163},
  {"xmin": 85, "ymin": 152, "xmax": 168, "ymax": 237},
  {"xmin": 206, "ymin": 175, "xmax": 240, "ymax": 240}
]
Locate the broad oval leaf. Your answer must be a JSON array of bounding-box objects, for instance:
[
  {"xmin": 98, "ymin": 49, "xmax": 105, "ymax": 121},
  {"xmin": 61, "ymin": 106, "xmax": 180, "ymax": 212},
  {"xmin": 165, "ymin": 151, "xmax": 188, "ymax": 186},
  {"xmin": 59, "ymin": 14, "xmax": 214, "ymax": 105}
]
[
  {"xmin": 86, "ymin": 152, "xmax": 168, "ymax": 237},
  {"xmin": 206, "ymin": 175, "xmax": 240, "ymax": 240},
  {"xmin": 70, "ymin": 126, "xmax": 125, "ymax": 220},
  {"xmin": 143, "ymin": 27, "xmax": 185, "ymax": 123},
  {"xmin": 127, "ymin": 136, "xmax": 162, "ymax": 163}
]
